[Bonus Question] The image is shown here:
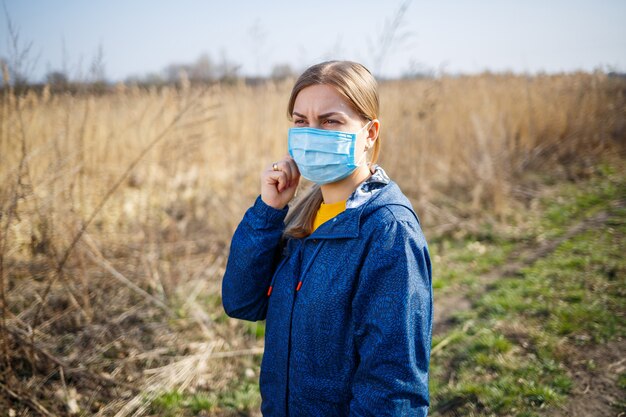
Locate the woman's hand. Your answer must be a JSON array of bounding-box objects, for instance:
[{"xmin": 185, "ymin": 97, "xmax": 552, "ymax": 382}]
[{"xmin": 261, "ymin": 156, "xmax": 301, "ymax": 210}]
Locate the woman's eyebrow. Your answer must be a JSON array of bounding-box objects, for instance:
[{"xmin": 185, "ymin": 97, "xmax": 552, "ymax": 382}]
[
  {"xmin": 318, "ymin": 111, "xmax": 347, "ymax": 119},
  {"xmin": 292, "ymin": 111, "xmax": 349, "ymax": 119}
]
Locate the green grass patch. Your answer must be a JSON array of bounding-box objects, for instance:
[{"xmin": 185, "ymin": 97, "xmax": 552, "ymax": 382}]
[
  {"xmin": 244, "ymin": 320, "xmax": 266, "ymax": 339},
  {"xmin": 430, "ymin": 320, "xmax": 572, "ymax": 416},
  {"xmin": 618, "ymin": 372, "xmax": 626, "ymax": 390},
  {"xmin": 429, "ymin": 161, "xmax": 626, "ymax": 416},
  {"xmin": 430, "ymin": 237, "xmax": 515, "ymax": 292},
  {"xmin": 536, "ymin": 165, "xmax": 625, "ymax": 239},
  {"xmin": 149, "ymin": 380, "xmax": 260, "ymax": 416}
]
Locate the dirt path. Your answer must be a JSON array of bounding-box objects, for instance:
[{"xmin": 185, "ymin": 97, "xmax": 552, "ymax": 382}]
[
  {"xmin": 550, "ymin": 339, "xmax": 625, "ymax": 417},
  {"xmin": 433, "ymin": 202, "xmax": 621, "ymax": 335},
  {"xmin": 432, "ymin": 199, "xmax": 626, "ymax": 416}
]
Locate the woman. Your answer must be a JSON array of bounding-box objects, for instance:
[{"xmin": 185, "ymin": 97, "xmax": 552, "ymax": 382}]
[{"xmin": 222, "ymin": 61, "xmax": 433, "ymax": 416}]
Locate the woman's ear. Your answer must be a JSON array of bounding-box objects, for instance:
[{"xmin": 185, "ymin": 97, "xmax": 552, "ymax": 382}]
[{"xmin": 366, "ymin": 119, "xmax": 380, "ymax": 149}]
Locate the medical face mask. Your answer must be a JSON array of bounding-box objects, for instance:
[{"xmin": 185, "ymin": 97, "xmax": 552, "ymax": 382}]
[{"xmin": 288, "ymin": 121, "xmax": 373, "ymax": 185}]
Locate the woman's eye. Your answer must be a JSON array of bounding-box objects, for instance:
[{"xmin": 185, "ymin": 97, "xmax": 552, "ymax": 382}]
[
  {"xmin": 323, "ymin": 119, "xmax": 339, "ymax": 126},
  {"xmin": 294, "ymin": 119, "xmax": 306, "ymax": 126}
]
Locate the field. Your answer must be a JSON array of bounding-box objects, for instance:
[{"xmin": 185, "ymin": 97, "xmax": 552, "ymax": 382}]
[{"xmin": 1, "ymin": 72, "xmax": 625, "ymax": 416}]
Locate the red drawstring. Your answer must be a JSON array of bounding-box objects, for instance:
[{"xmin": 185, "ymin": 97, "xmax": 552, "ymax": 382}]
[
  {"xmin": 267, "ymin": 241, "xmax": 322, "ymax": 297},
  {"xmin": 268, "ymin": 281, "xmax": 302, "ymax": 296}
]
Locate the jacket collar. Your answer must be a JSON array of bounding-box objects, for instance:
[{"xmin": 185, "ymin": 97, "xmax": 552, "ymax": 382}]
[
  {"xmin": 306, "ymin": 166, "xmax": 411, "ymax": 240},
  {"xmin": 346, "ymin": 164, "xmax": 390, "ymax": 209}
]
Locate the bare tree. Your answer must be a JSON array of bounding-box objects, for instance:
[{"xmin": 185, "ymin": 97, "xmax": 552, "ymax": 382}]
[
  {"xmin": 270, "ymin": 63, "xmax": 296, "ymax": 81},
  {"xmin": 2, "ymin": 1, "xmax": 39, "ymax": 87},
  {"xmin": 216, "ymin": 50, "xmax": 240, "ymax": 83},
  {"xmin": 45, "ymin": 70, "xmax": 69, "ymax": 87},
  {"xmin": 89, "ymin": 42, "xmax": 106, "ymax": 85},
  {"xmin": 247, "ymin": 19, "xmax": 268, "ymax": 76},
  {"xmin": 190, "ymin": 53, "xmax": 215, "ymax": 83},
  {"xmin": 369, "ymin": 0, "xmax": 415, "ymax": 78}
]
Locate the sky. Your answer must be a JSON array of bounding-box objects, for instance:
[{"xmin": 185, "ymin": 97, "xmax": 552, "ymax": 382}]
[{"xmin": 1, "ymin": 0, "xmax": 625, "ymax": 82}]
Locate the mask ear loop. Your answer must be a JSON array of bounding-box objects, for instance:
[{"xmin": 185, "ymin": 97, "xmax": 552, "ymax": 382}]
[
  {"xmin": 360, "ymin": 119, "xmax": 377, "ymax": 167},
  {"xmin": 356, "ymin": 150, "xmax": 368, "ymax": 167}
]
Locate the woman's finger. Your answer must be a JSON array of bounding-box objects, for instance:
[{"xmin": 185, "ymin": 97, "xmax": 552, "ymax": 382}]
[
  {"xmin": 266, "ymin": 169, "xmax": 289, "ymax": 192},
  {"xmin": 285, "ymin": 156, "xmax": 300, "ymax": 180},
  {"xmin": 276, "ymin": 159, "xmax": 293, "ymax": 186},
  {"xmin": 269, "ymin": 158, "xmax": 297, "ymax": 189}
]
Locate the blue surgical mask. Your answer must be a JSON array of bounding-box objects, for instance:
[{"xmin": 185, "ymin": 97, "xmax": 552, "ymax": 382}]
[{"xmin": 288, "ymin": 121, "xmax": 373, "ymax": 185}]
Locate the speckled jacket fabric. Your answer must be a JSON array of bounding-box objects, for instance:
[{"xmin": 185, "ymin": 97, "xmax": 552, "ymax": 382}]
[{"xmin": 222, "ymin": 166, "xmax": 433, "ymax": 416}]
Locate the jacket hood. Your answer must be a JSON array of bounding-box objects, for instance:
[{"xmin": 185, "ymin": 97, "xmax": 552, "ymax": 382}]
[
  {"xmin": 308, "ymin": 166, "xmax": 419, "ymax": 240},
  {"xmin": 348, "ymin": 165, "xmax": 417, "ymax": 219},
  {"xmin": 358, "ymin": 179, "xmax": 419, "ymax": 222}
]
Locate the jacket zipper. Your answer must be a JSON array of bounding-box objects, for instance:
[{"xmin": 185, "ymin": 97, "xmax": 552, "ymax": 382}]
[
  {"xmin": 284, "ymin": 241, "xmax": 304, "ymax": 416},
  {"xmin": 284, "ymin": 239, "xmax": 326, "ymax": 415}
]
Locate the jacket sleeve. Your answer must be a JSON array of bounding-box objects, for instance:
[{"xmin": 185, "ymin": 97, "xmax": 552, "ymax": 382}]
[
  {"xmin": 349, "ymin": 211, "xmax": 433, "ymax": 416},
  {"xmin": 221, "ymin": 195, "xmax": 288, "ymax": 321}
]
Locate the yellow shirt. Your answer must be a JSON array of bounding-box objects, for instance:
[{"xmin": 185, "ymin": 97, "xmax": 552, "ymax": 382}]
[{"xmin": 313, "ymin": 200, "xmax": 347, "ymax": 232}]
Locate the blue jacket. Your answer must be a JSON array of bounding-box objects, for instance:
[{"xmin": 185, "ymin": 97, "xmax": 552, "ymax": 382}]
[{"xmin": 222, "ymin": 167, "xmax": 433, "ymax": 416}]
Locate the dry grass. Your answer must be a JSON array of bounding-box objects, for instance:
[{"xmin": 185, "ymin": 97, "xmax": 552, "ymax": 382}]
[
  {"xmin": 0, "ymin": 72, "xmax": 624, "ymax": 415},
  {"xmin": 379, "ymin": 73, "xmax": 625, "ymax": 231}
]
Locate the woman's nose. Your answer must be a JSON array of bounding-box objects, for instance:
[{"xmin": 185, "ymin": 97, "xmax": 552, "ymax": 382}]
[{"xmin": 306, "ymin": 119, "xmax": 321, "ymax": 129}]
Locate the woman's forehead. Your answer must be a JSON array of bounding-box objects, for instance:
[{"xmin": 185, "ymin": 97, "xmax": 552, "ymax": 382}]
[{"xmin": 293, "ymin": 84, "xmax": 357, "ymax": 117}]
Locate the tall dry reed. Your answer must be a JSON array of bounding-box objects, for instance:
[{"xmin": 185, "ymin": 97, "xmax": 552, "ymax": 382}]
[{"xmin": 0, "ymin": 72, "xmax": 624, "ymax": 415}]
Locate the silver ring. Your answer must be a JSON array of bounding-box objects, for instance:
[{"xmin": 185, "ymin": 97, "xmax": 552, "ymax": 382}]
[{"xmin": 272, "ymin": 162, "xmax": 279, "ymax": 171}]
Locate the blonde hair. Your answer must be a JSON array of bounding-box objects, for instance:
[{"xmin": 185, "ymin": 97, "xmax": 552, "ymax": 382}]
[{"xmin": 284, "ymin": 61, "xmax": 380, "ymax": 239}]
